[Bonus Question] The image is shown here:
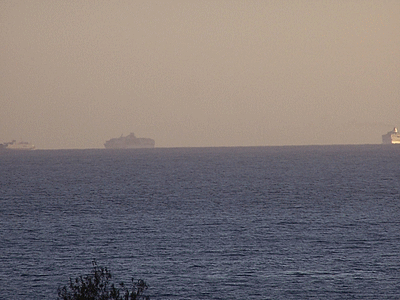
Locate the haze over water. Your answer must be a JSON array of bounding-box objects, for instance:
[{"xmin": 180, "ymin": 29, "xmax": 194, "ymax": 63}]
[{"xmin": 1, "ymin": 1, "xmax": 399, "ymax": 149}]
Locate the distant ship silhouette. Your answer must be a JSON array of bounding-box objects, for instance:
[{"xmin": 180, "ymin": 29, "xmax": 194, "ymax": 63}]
[
  {"xmin": 104, "ymin": 133, "xmax": 155, "ymax": 149},
  {"xmin": 0, "ymin": 140, "xmax": 35, "ymax": 150}
]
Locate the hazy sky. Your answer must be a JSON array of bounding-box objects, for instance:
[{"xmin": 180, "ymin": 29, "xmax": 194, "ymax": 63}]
[{"xmin": 1, "ymin": 1, "xmax": 399, "ymax": 149}]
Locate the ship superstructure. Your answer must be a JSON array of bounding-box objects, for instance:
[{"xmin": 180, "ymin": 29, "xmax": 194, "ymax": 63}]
[
  {"xmin": 382, "ymin": 127, "xmax": 400, "ymax": 144},
  {"xmin": 104, "ymin": 133, "xmax": 155, "ymax": 149}
]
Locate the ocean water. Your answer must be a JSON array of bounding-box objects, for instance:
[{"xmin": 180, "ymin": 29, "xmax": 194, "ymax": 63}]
[{"xmin": 1, "ymin": 145, "xmax": 400, "ymax": 299}]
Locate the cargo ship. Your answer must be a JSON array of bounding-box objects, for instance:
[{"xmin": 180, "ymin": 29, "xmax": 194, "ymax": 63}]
[
  {"xmin": 0, "ymin": 140, "xmax": 35, "ymax": 150},
  {"xmin": 104, "ymin": 133, "xmax": 155, "ymax": 149},
  {"xmin": 382, "ymin": 127, "xmax": 400, "ymax": 144}
]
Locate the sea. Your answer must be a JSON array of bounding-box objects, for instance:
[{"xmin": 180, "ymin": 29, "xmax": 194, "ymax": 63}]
[{"xmin": 1, "ymin": 145, "xmax": 400, "ymax": 299}]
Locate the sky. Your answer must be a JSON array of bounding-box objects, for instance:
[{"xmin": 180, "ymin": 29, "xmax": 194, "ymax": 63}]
[{"xmin": 1, "ymin": 0, "xmax": 399, "ymax": 149}]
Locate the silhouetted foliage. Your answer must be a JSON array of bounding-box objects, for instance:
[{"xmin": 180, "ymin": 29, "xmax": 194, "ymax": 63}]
[{"xmin": 57, "ymin": 260, "xmax": 149, "ymax": 300}]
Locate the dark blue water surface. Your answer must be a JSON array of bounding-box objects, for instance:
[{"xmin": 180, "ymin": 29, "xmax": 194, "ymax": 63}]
[{"xmin": 1, "ymin": 145, "xmax": 400, "ymax": 299}]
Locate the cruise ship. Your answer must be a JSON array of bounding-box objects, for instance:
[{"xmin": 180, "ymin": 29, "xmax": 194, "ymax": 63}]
[
  {"xmin": 382, "ymin": 127, "xmax": 400, "ymax": 144},
  {"xmin": 104, "ymin": 132, "xmax": 155, "ymax": 149},
  {"xmin": 0, "ymin": 140, "xmax": 35, "ymax": 150}
]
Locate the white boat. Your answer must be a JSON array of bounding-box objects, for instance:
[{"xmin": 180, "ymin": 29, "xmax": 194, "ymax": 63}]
[
  {"xmin": 382, "ymin": 127, "xmax": 400, "ymax": 144},
  {"xmin": 1, "ymin": 140, "xmax": 35, "ymax": 150}
]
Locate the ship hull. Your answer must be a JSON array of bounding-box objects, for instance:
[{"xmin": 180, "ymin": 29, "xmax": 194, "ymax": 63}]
[{"xmin": 104, "ymin": 143, "xmax": 155, "ymax": 149}]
